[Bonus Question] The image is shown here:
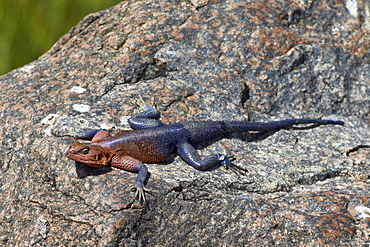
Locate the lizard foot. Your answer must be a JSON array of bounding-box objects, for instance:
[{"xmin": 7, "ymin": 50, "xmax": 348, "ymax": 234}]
[
  {"xmin": 133, "ymin": 186, "xmax": 154, "ymax": 204},
  {"xmin": 219, "ymin": 154, "xmax": 248, "ymax": 176},
  {"xmin": 135, "ymin": 96, "xmax": 154, "ymax": 112}
]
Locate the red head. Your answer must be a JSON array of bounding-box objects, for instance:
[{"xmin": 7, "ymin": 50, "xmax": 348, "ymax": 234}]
[{"xmin": 66, "ymin": 142, "xmax": 113, "ymax": 167}]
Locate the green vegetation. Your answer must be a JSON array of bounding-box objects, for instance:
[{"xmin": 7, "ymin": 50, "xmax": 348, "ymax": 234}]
[{"xmin": 0, "ymin": 0, "xmax": 122, "ymax": 75}]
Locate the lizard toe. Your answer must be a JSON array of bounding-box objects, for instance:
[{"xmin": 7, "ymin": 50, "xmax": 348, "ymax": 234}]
[{"xmin": 134, "ymin": 186, "xmax": 154, "ymax": 203}]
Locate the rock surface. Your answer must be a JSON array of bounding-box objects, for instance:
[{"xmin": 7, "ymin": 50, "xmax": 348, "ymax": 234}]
[{"xmin": 0, "ymin": 0, "xmax": 369, "ymax": 246}]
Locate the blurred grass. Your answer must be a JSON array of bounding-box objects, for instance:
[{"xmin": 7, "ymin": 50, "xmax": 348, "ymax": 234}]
[{"xmin": 0, "ymin": 0, "xmax": 122, "ymax": 75}]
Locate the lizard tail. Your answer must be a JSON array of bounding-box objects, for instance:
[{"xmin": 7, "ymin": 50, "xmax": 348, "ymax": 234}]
[
  {"xmin": 183, "ymin": 119, "xmax": 344, "ymax": 143},
  {"xmin": 220, "ymin": 119, "xmax": 344, "ymax": 132}
]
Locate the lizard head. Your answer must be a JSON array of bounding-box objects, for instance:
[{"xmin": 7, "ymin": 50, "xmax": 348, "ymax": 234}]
[{"xmin": 66, "ymin": 142, "xmax": 112, "ymax": 167}]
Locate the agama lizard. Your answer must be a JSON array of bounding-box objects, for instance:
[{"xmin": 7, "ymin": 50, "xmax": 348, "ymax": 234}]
[{"xmin": 66, "ymin": 100, "xmax": 344, "ymax": 203}]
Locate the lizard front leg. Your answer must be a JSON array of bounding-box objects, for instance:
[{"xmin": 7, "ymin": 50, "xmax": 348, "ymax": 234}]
[
  {"xmin": 74, "ymin": 129, "xmax": 111, "ymax": 142},
  {"xmin": 110, "ymin": 153, "xmax": 151, "ymax": 203}
]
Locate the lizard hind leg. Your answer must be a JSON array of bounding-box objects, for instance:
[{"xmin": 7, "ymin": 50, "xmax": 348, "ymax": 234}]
[
  {"xmin": 128, "ymin": 98, "xmax": 164, "ymax": 130},
  {"xmin": 177, "ymin": 141, "xmax": 230, "ymax": 171},
  {"xmin": 177, "ymin": 142, "xmax": 248, "ymax": 175}
]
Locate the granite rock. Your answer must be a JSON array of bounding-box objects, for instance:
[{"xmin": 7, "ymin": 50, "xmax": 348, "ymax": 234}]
[{"xmin": 0, "ymin": 0, "xmax": 369, "ymax": 246}]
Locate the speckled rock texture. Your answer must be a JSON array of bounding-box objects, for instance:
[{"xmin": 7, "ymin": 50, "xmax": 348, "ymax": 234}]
[{"xmin": 1, "ymin": 0, "xmax": 369, "ymax": 246}]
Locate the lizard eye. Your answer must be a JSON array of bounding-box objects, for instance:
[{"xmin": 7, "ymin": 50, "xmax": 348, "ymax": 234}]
[{"xmin": 81, "ymin": 147, "xmax": 90, "ymax": 154}]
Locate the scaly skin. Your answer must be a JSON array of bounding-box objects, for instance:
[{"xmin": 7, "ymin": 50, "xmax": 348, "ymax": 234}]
[{"xmin": 66, "ymin": 100, "xmax": 344, "ymax": 204}]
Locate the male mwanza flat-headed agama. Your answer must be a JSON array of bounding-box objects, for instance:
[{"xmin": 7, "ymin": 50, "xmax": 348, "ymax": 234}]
[{"xmin": 66, "ymin": 101, "xmax": 344, "ymax": 203}]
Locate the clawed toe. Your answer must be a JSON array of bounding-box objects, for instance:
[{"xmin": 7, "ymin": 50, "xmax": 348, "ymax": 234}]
[
  {"xmin": 133, "ymin": 186, "xmax": 154, "ymax": 204},
  {"xmin": 227, "ymin": 163, "xmax": 248, "ymax": 176}
]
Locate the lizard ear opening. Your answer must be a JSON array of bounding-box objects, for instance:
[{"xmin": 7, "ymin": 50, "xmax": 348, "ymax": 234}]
[{"xmin": 95, "ymin": 152, "xmax": 111, "ymax": 166}]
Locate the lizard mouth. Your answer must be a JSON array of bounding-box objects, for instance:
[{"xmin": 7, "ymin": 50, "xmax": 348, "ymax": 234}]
[
  {"xmin": 66, "ymin": 150, "xmax": 106, "ymax": 168},
  {"xmin": 66, "ymin": 152, "xmax": 88, "ymax": 162}
]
